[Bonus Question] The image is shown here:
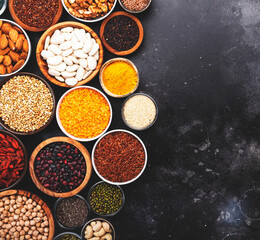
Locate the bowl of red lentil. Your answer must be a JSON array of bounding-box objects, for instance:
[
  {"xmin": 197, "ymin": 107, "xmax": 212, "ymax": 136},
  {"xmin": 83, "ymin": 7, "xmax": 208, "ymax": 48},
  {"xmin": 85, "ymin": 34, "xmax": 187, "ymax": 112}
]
[
  {"xmin": 56, "ymin": 86, "xmax": 112, "ymax": 142},
  {"xmin": 119, "ymin": 0, "xmax": 152, "ymax": 13},
  {"xmin": 8, "ymin": 0, "xmax": 63, "ymax": 32},
  {"xmin": 0, "ymin": 72, "xmax": 56, "ymax": 135},
  {"xmin": 92, "ymin": 129, "xmax": 147, "ymax": 185},
  {"xmin": 61, "ymin": 0, "xmax": 117, "ymax": 23},
  {"xmin": 0, "ymin": 130, "xmax": 27, "ymax": 192}
]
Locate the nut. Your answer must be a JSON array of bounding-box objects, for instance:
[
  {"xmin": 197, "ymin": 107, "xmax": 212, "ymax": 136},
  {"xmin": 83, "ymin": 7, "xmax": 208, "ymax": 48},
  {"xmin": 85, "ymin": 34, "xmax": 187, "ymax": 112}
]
[
  {"xmin": 0, "ymin": 34, "xmax": 8, "ymax": 49},
  {"xmin": 23, "ymin": 39, "xmax": 29, "ymax": 52},
  {"xmin": 8, "ymin": 39, "xmax": 16, "ymax": 51},
  {"xmin": 12, "ymin": 59, "xmax": 25, "ymax": 72},
  {"xmin": 0, "ymin": 64, "xmax": 6, "ymax": 74},
  {"xmin": 9, "ymin": 51, "xmax": 20, "ymax": 62},
  {"xmin": 9, "ymin": 28, "xmax": 19, "ymax": 43},
  {"xmin": 15, "ymin": 36, "xmax": 24, "ymax": 52},
  {"xmin": 3, "ymin": 55, "xmax": 12, "ymax": 66}
]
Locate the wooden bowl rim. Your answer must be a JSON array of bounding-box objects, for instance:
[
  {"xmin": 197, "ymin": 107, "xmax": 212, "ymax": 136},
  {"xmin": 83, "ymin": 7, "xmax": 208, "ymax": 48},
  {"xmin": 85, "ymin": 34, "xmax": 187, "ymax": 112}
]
[
  {"xmin": 99, "ymin": 57, "xmax": 139, "ymax": 98},
  {"xmin": 100, "ymin": 11, "xmax": 144, "ymax": 56},
  {"xmin": 91, "ymin": 129, "xmax": 147, "ymax": 185},
  {"xmin": 36, "ymin": 21, "xmax": 104, "ymax": 88},
  {"xmin": 8, "ymin": 0, "xmax": 63, "ymax": 32},
  {"xmin": 118, "ymin": 0, "xmax": 152, "ymax": 14},
  {"xmin": 0, "ymin": 72, "xmax": 56, "ymax": 135},
  {"xmin": 56, "ymin": 86, "xmax": 113, "ymax": 142},
  {"xmin": 0, "ymin": 189, "xmax": 55, "ymax": 240},
  {"xmin": 29, "ymin": 136, "xmax": 92, "ymax": 198},
  {"xmin": 0, "ymin": 130, "xmax": 28, "ymax": 192}
]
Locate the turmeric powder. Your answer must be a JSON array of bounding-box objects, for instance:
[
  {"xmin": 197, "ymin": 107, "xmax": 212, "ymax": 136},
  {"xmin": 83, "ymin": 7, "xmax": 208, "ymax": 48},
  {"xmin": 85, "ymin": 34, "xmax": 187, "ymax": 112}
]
[{"xmin": 102, "ymin": 60, "xmax": 138, "ymax": 96}]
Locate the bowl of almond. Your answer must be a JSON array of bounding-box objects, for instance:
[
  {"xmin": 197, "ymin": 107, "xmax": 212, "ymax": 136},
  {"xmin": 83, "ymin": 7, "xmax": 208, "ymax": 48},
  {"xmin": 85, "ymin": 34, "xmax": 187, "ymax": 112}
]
[{"xmin": 0, "ymin": 19, "xmax": 31, "ymax": 77}]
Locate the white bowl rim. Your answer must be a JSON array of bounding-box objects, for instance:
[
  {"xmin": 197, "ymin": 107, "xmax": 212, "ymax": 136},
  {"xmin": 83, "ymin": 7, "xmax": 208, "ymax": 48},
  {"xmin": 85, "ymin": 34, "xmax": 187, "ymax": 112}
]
[
  {"xmin": 0, "ymin": 0, "xmax": 7, "ymax": 16},
  {"xmin": 56, "ymin": 86, "xmax": 113, "ymax": 142},
  {"xmin": 0, "ymin": 19, "xmax": 31, "ymax": 78},
  {"xmin": 91, "ymin": 129, "xmax": 148, "ymax": 185},
  {"xmin": 61, "ymin": 0, "xmax": 117, "ymax": 23}
]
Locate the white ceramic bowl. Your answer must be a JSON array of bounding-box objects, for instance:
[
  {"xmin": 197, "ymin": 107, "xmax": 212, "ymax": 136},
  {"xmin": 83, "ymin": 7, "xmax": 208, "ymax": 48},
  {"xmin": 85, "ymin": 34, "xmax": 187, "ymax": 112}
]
[
  {"xmin": 61, "ymin": 0, "xmax": 117, "ymax": 23},
  {"xmin": 56, "ymin": 86, "xmax": 112, "ymax": 142},
  {"xmin": 92, "ymin": 129, "xmax": 147, "ymax": 185},
  {"xmin": 0, "ymin": 19, "xmax": 31, "ymax": 78}
]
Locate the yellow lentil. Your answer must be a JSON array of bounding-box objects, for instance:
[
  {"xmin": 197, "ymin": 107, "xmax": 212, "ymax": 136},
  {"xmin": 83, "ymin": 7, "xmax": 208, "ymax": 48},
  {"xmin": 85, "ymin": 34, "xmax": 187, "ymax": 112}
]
[
  {"xmin": 102, "ymin": 60, "xmax": 138, "ymax": 96},
  {"xmin": 59, "ymin": 88, "xmax": 111, "ymax": 139}
]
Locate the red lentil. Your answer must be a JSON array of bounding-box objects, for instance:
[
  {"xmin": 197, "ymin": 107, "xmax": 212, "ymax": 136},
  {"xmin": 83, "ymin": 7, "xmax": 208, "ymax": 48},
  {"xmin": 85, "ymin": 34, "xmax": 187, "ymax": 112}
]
[
  {"xmin": 13, "ymin": 0, "xmax": 59, "ymax": 28},
  {"xmin": 94, "ymin": 131, "xmax": 145, "ymax": 182}
]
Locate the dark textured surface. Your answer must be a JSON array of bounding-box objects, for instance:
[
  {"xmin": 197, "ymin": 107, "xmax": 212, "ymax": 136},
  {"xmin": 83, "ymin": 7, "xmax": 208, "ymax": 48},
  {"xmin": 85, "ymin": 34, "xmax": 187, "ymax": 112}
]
[{"xmin": 1, "ymin": 0, "xmax": 260, "ymax": 239}]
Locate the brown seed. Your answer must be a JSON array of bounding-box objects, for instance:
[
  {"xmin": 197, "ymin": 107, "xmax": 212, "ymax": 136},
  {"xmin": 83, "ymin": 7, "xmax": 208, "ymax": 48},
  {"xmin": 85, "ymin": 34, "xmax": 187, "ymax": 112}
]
[
  {"xmin": 12, "ymin": 59, "xmax": 25, "ymax": 72},
  {"xmin": 22, "ymin": 39, "xmax": 28, "ymax": 53},
  {"xmin": 9, "ymin": 51, "xmax": 20, "ymax": 62},
  {"xmin": 8, "ymin": 39, "xmax": 16, "ymax": 51},
  {"xmin": 6, "ymin": 65, "xmax": 13, "ymax": 74},
  {"xmin": 20, "ymin": 52, "xmax": 28, "ymax": 60},
  {"xmin": 15, "ymin": 36, "xmax": 24, "ymax": 52},
  {"xmin": 0, "ymin": 34, "xmax": 8, "ymax": 49},
  {"xmin": 9, "ymin": 28, "xmax": 19, "ymax": 43},
  {"xmin": 0, "ymin": 47, "xmax": 10, "ymax": 56},
  {"xmin": 3, "ymin": 55, "xmax": 12, "ymax": 66},
  {"xmin": 0, "ymin": 64, "xmax": 6, "ymax": 75},
  {"xmin": 0, "ymin": 55, "xmax": 3, "ymax": 64}
]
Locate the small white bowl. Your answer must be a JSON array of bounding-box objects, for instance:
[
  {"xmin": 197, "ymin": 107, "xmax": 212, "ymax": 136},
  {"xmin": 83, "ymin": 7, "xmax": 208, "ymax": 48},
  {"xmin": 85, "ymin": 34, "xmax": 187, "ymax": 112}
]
[
  {"xmin": 0, "ymin": 19, "xmax": 31, "ymax": 78},
  {"xmin": 61, "ymin": 0, "xmax": 117, "ymax": 23},
  {"xmin": 92, "ymin": 129, "xmax": 147, "ymax": 185},
  {"xmin": 56, "ymin": 86, "xmax": 112, "ymax": 142}
]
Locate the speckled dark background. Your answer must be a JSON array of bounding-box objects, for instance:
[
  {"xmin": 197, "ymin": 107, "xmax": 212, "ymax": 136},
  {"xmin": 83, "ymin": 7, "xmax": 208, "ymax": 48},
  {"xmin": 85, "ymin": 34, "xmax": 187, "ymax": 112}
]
[{"xmin": 1, "ymin": 0, "xmax": 260, "ymax": 239}]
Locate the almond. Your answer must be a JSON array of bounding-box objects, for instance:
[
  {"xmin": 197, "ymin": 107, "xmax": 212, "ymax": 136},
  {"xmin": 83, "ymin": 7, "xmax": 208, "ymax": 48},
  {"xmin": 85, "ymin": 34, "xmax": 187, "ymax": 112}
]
[
  {"xmin": 2, "ymin": 26, "xmax": 11, "ymax": 34},
  {"xmin": 19, "ymin": 34, "xmax": 25, "ymax": 40},
  {"xmin": 0, "ymin": 64, "xmax": 6, "ymax": 75},
  {"xmin": 0, "ymin": 30, "xmax": 2, "ymax": 38},
  {"xmin": 9, "ymin": 51, "xmax": 20, "ymax": 62},
  {"xmin": 0, "ymin": 21, "xmax": 2, "ymax": 29},
  {"xmin": 9, "ymin": 28, "xmax": 19, "ymax": 43},
  {"xmin": 15, "ymin": 36, "xmax": 24, "ymax": 52},
  {"xmin": 12, "ymin": 59, "xmax": 25, "ymax": 72},
  {"xmin": 0, "ymin": 47, "xmax": 10, "ymax": 56},
  {"xmin": 12, "ymin": 26, "xmax": 22, "ymax": 34},
  {"xmin": 22, "ymin": 39, "xmax": 29, "ymax": 52},
  {"xmin": 3, "ymin": 55, "xmax": 12, "ymax": 66},
  {"xmin": 8, "ymin": 39, "xmax": 16, "ymax": 51},
  {"xmin": 6, "ymin": 65, "xmax": 13, "ymax": 74},
  {"xmin": 0, "ymin": 34, "xmax": 8, "ymax": 49},
  {"xmin": 0, "ymin": 55, "xmax": 3, "ymax": 64},
  {"xmin": 2, "ymin": 23, "xmax": 11, "ymax": 29},
  {"xmin": 20, "ymin": 52, "xmax": 28, "ymax": 60}
]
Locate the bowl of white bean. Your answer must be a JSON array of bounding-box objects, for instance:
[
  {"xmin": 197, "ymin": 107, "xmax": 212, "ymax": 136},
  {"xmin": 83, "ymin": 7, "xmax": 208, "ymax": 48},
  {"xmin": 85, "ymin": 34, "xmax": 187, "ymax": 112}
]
[{"xmin": 36, "ymin": 21, "xmax": 103, "ymax": 88}]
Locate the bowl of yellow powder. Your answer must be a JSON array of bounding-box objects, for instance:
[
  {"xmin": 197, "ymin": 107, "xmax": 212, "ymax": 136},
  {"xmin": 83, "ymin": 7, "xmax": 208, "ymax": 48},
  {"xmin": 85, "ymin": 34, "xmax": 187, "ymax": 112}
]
[
  {"xmin": 99, "ymin": 58, "xmax": 139, "ymax": 98},
  {"xmin": 56, "ymin": 86, "xmax": 112, "ymax": 142}
]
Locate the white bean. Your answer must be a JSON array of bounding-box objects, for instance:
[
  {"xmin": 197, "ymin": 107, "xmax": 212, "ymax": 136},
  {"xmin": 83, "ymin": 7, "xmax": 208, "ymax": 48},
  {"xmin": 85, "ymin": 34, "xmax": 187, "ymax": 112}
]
[
  {"xmin": 64, "ymin": 57, "xmax": 73, "ymax": 66},
  {"xmin": 48, "ymin": 44, "xmax": 62, "ymax": 55},
  {"xmin": 62, "ymin": 49, "xmax": 73, "ymax": 57},
  {"xmin": 83, "ymin": 70, "xmax": 92, "ymax": 79},
  {"xmin": 62, "ymin": 32, "xmax": 73, "ymax": 41},
  {"xmin": 60, "ymin": 41, "xmax": 72, "ymax": 50},
  {"xmin": 89, "ymin": 43, "xmax": 99, "ymax": 56},
  {"xmin": 61, "ymin": 27, "xmax": 73, "ymax": 33},
  {"xmin": 48, "ymin": 68, "xmax": 60, "ymax": 77},
  {"xmin": 49, "ymin": 62, "xmax": 66, "ymax": 72},
  {"xmin": 41, "ymin": 50, "xmax": 54, "ymax": 60},
  {"xmin": 82, "ymin": 39, "xmax": 93, "ymax": 54},
  {"xmin": 68, "ymin": 56, "xmax": 79, "ymax": 64},
  {"xmin": 72, "ymin": 41, "xmax": 83, "ymax": 50},
  {"xmin": 79, "ymin": 58, "xmax": 88, "ymax": 68},
  {"xmin": 61, "ymin": 71, "xmax": 76, "ymax": 78},
  {"xmin": 47, "ymin": 56, "xmax": 63, "ymax": 66},
  {"xmin": 87, "ymin": 56, "xmax": 97, "ymax": 70},
  {"xmin": 55, "ymin": 76, "xmax": 65, "ymax": 82},
  {"xmin": 86, "ymin": 32, "xmax": 91, "ymax": 40},
  {"xmin": 65, "ymin": 77, "xmax": 78, "ymax": 86},
  {"xmin": 44, "ymin": 36, "xmax": 50, "ymax": 50},
  {"xmin": 74, "ymin": 50, "xmax": 88, "ymax": 59},
  {"xmin": 66, "ymin": 64, "xmax": 79, "ymax": 72},
  {"xmin": 76, "ymin": 66, "xmax": 85, "ymax": 81},
  {"xmin": 93, "ymin": 51, "xmax": 99, "ymax": 61},
  {"xmin": 50, "ymin": 35, "xmax": 64, "ymax": 45}
]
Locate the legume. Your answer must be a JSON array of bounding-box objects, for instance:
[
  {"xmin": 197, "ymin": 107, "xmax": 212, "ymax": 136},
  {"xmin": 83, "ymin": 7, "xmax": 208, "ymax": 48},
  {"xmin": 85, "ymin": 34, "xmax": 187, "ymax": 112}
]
[
  {"xmin": 122, "ymin": 94, "xmax": 157, "ymax": 130},
  {"xmin": 59, "ymin": 88, "xmax": 111, "ymax": 139},
  {"xmin": 102, "ymin": 60, "xmax": 138, "ymax": 96},
  {"xmin": 89, "ymin": 182, "xmax": 123, "ymax": 215},
  {"xmin": 13, "ymin": 0, "xmax": 59, "ymax": 28},
  {"xmin": 0, "ymin": 75, "xmax": 54, "ymax": 133},
  {"xmin": 121, "ymin": 0, "xmax": 150, "ymax": 11},
  {"xmin": 34, "ymin": 142, "xmax": 86, "ymax": 193},
  {"xmin": 0, "ymin": 194, "xmax": 49, "ymax": 240},
  {"xmin": 104, "ymin": 15, "xmax": 139, "ymax": 51},
  {"xmin": 56, "ymin": 196, "xmax": 88, "ymax": 228},
  {"xmin": 94, "ymin": 131, "xmax": 146, "ymax": 182},
  {"xmin": 56, "ymin": 234, "xmax": 80, "ymax": 240},
  {"xmin": 0, "ymin": 132, "xmax": 25, "ymax": 189}
]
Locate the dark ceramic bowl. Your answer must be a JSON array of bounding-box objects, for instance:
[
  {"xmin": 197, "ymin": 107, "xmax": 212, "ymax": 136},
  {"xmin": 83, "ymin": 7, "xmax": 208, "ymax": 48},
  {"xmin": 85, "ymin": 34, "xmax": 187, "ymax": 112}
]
[
  {"xmin": 81, "ymin": 218, "xmax": 116, "ymax": 240},
  {"xmin": 53, "ymin": 194, "xmax": 91, "ymax": 230},
  {"xmin": 54, "ymin": 232, "xmax": 81, "ymax": 240},
  {"xmin": 0, "ymin": 72, "xmax": 56, "ymax": 135},
  {"xmin": 87, "ymin": 181, "xmax": 125, "ymax": 217},
  {"xmin": 0, "ymin": 130, "xmax": 28, "ymax": 191}
]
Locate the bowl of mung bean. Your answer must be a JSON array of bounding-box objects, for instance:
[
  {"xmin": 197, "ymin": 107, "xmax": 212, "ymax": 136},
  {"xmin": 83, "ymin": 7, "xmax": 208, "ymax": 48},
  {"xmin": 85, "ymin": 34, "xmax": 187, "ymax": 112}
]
[
  {"xmin": 118, "ymin": 0, "xmax": 152, "ymax": 14},
  {"xmin": 56, "ymin": 86, "xmax": 112, "ymax": 142},
  {"xmin": 54, "ymin": 232, "xmax": 81, "ymax": 240},
  {"xmin": 0, "ymin": 72, "xmax": 56, "ymax": 135},
  {"xmin": 88, "ymin": 181, "xmax": 125, "ymax": 217}
]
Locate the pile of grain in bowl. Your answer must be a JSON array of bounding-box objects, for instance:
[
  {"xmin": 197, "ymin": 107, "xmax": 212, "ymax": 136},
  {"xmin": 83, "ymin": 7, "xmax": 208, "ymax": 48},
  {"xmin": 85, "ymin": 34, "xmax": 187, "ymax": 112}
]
[
  {"xmin": 0, "ymin": 75, "xmax": 54, "ymax": 133},
  {"xmin": 0, "ymin": 194, "xmax": 49, "ymax": 239},
  {"xmin": 121, "ymin": 0, "xmax": 150, "ymax": 11}
]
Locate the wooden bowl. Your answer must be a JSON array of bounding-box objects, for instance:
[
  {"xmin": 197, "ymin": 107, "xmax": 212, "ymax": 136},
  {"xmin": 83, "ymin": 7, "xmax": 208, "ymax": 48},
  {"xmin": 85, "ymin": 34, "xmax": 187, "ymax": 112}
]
[
  {"xmin": 0, "ymin": 72, "xmax": 56, "ymax": 135},
  {"xmin": 118, "ymin": 0, "xmax": 152, "ymax": 14},
  {"xmin": 36, "ymin": 21, "xmax": 104, "ymax": 88},
  {"xmin": 0, "ymin": 130, "xmax": 28, "ymax": 192},
  {"xmin": 100, "ymin": 11, "xmax": 144, "ymax": 56},
  {"xmin": 29, "ymin": 136, "xmax": 92, "ymax": 198},
  {"xmin": 0, "ymin": 189, "xmax": 55, "ymax": 240},
  {"xmin": 8, "ymin": 0, "xmax": 63, "ymax": 32}
]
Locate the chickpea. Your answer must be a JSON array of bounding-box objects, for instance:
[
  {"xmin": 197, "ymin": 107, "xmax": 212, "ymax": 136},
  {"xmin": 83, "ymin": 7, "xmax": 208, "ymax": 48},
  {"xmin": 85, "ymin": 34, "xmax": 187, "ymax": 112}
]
[
  {"xmin": 17, "ymin": 226, "xmax": 22, "ymax": 231},
  {"xmin": 13, "ymin": 214, "xmax": 19, "ymax": 220},
  {"xmin": 13, "ymin": 232, "xmax": 19, "ymax": 238},
  {"xmin": 28, "ymin": 230, "xmax": 33, "ymax": 235},
  {"xmin": 0, "ymin": 201, "xmax": 3, "ymax": 207},
  {"xmin": 24, "ymin": 221, "xmax": 30, "ymax": 227},
  {"xmin": 20, "ymin": 220, "xmax": 25, "ymax": 226},
  {"xmin": 24, "ymin": 226, "xmax": 29, "ymax": 232},
  {"xmin": 42, "ymin": 236, "xmax": 47, "ymax": 240},
  {"xmin": 5, "ymin": 224, "xmax": 11, "ymax": 229},
  {"xmin": 4, "ymin": 199, "xmax": 10, "ymax": 205},
  {"xmin": 32, "ymin": 212, "xmax": 37, "ymax": 218},
  {"xmin": 30, "ymin": 220, "xmax": 36, "ymax": 225},
  {"xmin": 20, "ymin": 230, "xmax": 26, "ymax": 235},
  {"xmin": 15, "ymin": 209, "xmax": 20, "ymax": 215},
  {"xmin": 10, "ymin": 199, "xmax": 16, "ymax": 205},
  {"xmin": 25, "ymin": 234, "xmax": 31, "ymax": 239},
  {"xmin": 44, "ymin": 227, "xmax": 49, "ymax": 233}
]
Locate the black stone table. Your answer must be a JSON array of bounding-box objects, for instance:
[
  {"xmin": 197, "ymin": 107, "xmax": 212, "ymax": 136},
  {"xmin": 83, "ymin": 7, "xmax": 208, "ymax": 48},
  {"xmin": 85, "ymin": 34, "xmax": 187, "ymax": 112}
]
[{"xmin": 1, "ymin": 0, "xmax": 260, "ymax": 239}]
